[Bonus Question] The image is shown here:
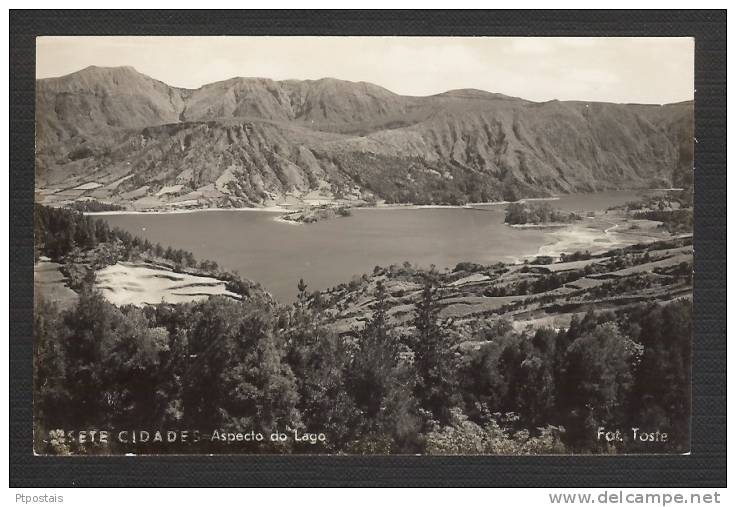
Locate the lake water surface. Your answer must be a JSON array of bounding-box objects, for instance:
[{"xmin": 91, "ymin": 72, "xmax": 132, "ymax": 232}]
[{"xmin": 101, "ymin": 191, "xmax": 644, "ymax": 302}]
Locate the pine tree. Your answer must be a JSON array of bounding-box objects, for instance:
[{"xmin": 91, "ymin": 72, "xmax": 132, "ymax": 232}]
[
  {"xmin": 297, "ymin": 278, "xmax": 309, "ymax": 304},
  {"xmin": 347, "ymin": 281, "xmax": 419, "ymax": 452},
  {"xmin": 350, "ymin": 281, "xmax": 397, "ymax": 418},
  {"xmin": 411, "ymin": 273, "xmax": 459, "ymax": 425}
]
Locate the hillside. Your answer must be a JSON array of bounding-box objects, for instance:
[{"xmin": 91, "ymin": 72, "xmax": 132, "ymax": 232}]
[
  {"xmin": 34, "ymin": 203, "xmax": 693, "ymax": 454},
  {"xmin": 315, "ymin": 236, "xmax": 693, "ymax": 339},
  {"xmin": 36, "ymin": 66, "xmax": 693, "ymax": 209}
]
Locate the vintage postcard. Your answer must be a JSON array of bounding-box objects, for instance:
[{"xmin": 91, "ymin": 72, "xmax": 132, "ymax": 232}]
[{"xmin": 33, "ymin": 36, "xmax": 693, "ymax": 455}]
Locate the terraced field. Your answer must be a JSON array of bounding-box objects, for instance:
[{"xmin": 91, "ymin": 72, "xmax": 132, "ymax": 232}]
[{"xmin": 317, "ymin": 236, "xmax": 693, "ymax": 337}]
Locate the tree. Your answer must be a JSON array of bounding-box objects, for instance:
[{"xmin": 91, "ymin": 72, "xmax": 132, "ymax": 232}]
[
  {"xmin": 51, "ymin": 288, "xmax": 177, "ymax": 433},
  {"xmin": 424, "ymin": 408, "xmax": 566, "ymax": 455},
  {"xmin": 350, "ymin": 281, "xmax": 397, "ymax": 418},
  {"xmin": 283, "ymin": 278, "xmax": 359, "ymax": 451},
  {"xmin": 99, "ymin": 308, "xmax": 171, "ymax": 428},
  {"xmin": 628, "ymin": 300, "xmax": 691, "ymax": 452},
  {"xmin": 504, "ymin": 328, "xmax": 558, "ymax": 429},
  {"xmin": 294, "ymin": 329, "xmax": 358, "ymax": 452},
  {"xmin": 154, "ymin": 243, "xmax": 165, "ymax": 258},
  {"xmin": 183, "ymin": 250, "xmax": 196, "ymax": 267},
  {"xmin": 60, "ymin": 287, "xmax": 123, "ymax": 428},
  {"xmin": 182, "ymin": 296, "xmax": 301, "ymax": 449},
  {"xmin": 297, "ymin": 278, "xmax": 308, "ymax": 304},
  {"xmin": 411, "ymin": 274, "xmax": 459, "ymax": 425},
  {"xmin": 559, "ymin": 322, "xmax": 636, "ymax": 449},
  {"xmin": 34, "ymin": 300, "xmax": 69, "ymax": 436},
  {"xmin": 347, "ymin": 281, "xmax": 420, "ymax": 452}
]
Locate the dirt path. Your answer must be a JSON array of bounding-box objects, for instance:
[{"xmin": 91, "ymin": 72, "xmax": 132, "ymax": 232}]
[{"xmin": 603, "ymin": 221, "xmax": 620, "ymax": 235}]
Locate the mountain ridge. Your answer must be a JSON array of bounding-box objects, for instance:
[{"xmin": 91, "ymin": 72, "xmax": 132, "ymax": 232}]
[{"xmin": 36, "ymin": 66, "xmax": 694, "ymax": 209}]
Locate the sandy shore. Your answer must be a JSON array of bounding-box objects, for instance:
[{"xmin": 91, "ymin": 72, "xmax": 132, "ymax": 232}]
[
  {"xmin": 507, "ymin": 223, "xmax": 570, "ymax": 229},
  {"xmin": 533, "ymin": 215, "xmax": 668, "ymax": 259}
]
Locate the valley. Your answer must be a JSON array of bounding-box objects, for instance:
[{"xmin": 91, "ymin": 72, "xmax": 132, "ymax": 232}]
[
  {"xmin": 36, "ymin": 66, "xmax": 693, "ymax": 211},
  {"xmin": 30, "ymin": 38, "xmax": 698, "ymax": 458}
]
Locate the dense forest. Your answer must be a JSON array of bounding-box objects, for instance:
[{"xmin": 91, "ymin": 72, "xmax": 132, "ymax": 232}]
[{"xmin": 34, "ymin": 205, "xmax": 691, "ymax": 455}]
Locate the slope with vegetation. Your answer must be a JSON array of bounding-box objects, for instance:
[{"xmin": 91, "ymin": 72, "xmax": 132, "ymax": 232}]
[
  {"xmin": 34, "ymin": 205, "xmax": 691, "ymax": 455},
  {"xmin": 34, "ymin": 204, "xmax": 262, "ymax": 300},
  {"xmin": 37, "ymin": 66, "xmax": 693, "ymax": 210}
]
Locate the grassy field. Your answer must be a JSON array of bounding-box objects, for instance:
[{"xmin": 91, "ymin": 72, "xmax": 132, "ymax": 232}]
[
  {"xmin": 94, "ymin": 262, "xmax": 240, "ymax": 306},
  {"xmin": 533, "ymin": 211, "xmax": 673, "ymax": 259}
]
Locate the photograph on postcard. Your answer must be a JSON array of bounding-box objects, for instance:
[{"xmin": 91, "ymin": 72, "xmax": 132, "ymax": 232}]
[{"xmin": 33, "ymin": 36, "xmax": 693, "ymax": 455}]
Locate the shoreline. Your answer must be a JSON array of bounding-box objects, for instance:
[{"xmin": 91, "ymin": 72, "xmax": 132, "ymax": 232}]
[
  {"xmin": 71, "ymin": 194, "xmax": 575, "ymax": 216},
  {"xmin": 48, "ymin": 188, "xmax": 680, "ymax": 217},
  {"xmin": 82, "ymin": 205, "xmax": 291, "ymax": 216},
  {"xmin": 40, "ymin": 187, "xmax": 679, "ymax": 218},
  {"xmin": 80, "ymin": 197, "xmax": 566, "ymax": 216},
  {"xmin": 506, "ymin": 222, "xmax": 570, "ymax": 229}
]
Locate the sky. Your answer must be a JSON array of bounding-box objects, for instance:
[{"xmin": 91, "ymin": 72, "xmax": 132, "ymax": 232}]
[{"xmin": 36, "ymin": 36, "xmax": 694, "ymax": 104}]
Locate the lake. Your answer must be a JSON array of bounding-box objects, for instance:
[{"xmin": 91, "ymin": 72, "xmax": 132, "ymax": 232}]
[{"xmin": 101, "ymin": 191, "xmax": 645, "ymax": 302}]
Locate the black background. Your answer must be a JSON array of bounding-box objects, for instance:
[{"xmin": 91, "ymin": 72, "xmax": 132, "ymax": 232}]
[{"xmin": 10, "ymin": 10, "xmax": 726, "ymax": 487}]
